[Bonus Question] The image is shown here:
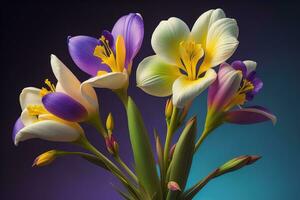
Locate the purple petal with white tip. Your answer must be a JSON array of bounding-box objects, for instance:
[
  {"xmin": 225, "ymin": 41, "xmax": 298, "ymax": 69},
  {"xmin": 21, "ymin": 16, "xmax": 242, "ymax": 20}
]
[
  {"xmin": 231, "ymin": 60, "xmax": 247, "ymax": 77},
  {"xmin": 42, "ymin": 92, "xmax": 88, "ymax": 122},
  {"xmin": 225, "ymin": 106, "xmax": 277, "ymax": 125},
  {"xmin": 112, "ymin": 13, "xmax": 144, "ymax": 67},
  {"xmin": 68, "ymin": 36, "xmax": 110, "ymax": 76},
  {"xmin": 12, "ymin": 117, "xmax": 24, "ymax": 144}
]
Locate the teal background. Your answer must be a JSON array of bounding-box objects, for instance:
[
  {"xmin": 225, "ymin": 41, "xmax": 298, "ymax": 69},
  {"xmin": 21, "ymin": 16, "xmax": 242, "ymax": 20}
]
[{"xmin": 1, "ymin": 1, "xmax": 299, "ymax": 199}]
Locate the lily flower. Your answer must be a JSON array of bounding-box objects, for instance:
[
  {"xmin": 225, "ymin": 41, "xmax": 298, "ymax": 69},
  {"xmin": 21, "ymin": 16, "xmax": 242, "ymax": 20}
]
[
  {"xmin": 68, "ymin": 13, "xmax": 144, "ymax": 90},
  {"xmin": 41, "ymin": 55, "xmax": 99, "ymax": 122},
  {"xmin": 204, "ymin": 60, "xmax": 276, "ymax": 136},
  {"xmin": 136, "ymin": 9, "xmax": 239, "ymax": 108},
  {"xmin": 12, "ymin": 87, "xmax": 84, "ymax": 145}
]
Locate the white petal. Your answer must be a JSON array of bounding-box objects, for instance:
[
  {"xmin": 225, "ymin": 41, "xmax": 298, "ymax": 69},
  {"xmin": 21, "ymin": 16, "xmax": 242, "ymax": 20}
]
[
  {"xmin": 14, "ymin": 119, "xmax": 83, "ymax": 145},
  {"xmin": 82, "ymin": 72, "xmax": 128, "ymax": 90},
  {"xmin": 243, "ymin": 60, "xmax": 257, "ymax": 75},
  {"xmin": 200, "ymin": 18, "xmax": 239, "ymax": 73},
  {"xmin": 19, "ymin": 87, "xmax": 42, "ymax": 110},
  {"xmin": 50, "ymin": 54, "xmax": 98, "ymax": 115},
  {"xmin": 20, "ymin": 109, "xmax": 37, "ymax": 126},
  {"xmin": 136, "ymin": 55, "xmax": 181, "ymax": 97},
  {"xmin": 191, "ymin": 8, "xmax": 226, "ymax": 47},
  {"xmin": 151, "ymin": 17, "xmax": 190, "ymax": 64},
  {"xmin": 172, "ymin": 69, "xmax": 217, "ymax": 108}
]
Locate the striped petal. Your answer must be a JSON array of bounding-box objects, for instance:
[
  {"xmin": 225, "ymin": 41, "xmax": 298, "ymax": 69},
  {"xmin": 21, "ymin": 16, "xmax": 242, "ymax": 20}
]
[
  {"xmin": 151, "ymin": 17, "xmax": 190, "ymax": 65},
  {"xmin": 136, "ymin": 55, "xmax": 181, "ymax": 97},
  {"xmin": 14, "ymin": 119, "xmax": 83, "ymax": 145},
  {"xmin": 191, "ymin": 8, "xmax": 226, "ymax": 48},
  {"xmin": 208, "ymin": 63, "xmax": 242, "ymax": 110},
  {"xmin": 225, "ymin": 106, "xmax": 277, "ymax": 125},
  {"xmin": 82, "ymin": 71, "xmax": 128, "ymax": 90},
  {"xmin": 68, "ymin": 36, "xmax": 110, "ymax": 76},
  {"xmin": 199, "ymin": 18, "xmax": 239, "ymax": 74},
  {"xmin": 42, "ymin": 92, "xmax": 88, "ymax": 122},
  {"xmin": 19, "ymin": 87, "xmax": 42, "ymax": 110},
  {"xmin": 173, "ymin": 69, "xmax": 217, "ymax": 108},
  {"xmin": 112, "ymin": 13, "xmax": 144, "ymax": 66}
]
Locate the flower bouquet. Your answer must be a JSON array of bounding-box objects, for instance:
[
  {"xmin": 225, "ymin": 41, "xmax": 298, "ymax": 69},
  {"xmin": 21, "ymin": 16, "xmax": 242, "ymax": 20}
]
[{"xmin": 12, "ymin": 9, "xmax": 276, "ymax": 200}]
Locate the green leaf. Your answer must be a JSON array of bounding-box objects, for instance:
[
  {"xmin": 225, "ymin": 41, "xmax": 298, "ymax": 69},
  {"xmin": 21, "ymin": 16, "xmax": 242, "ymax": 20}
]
[
  {"xmin": 126, "ymin": 97, "xmax": 162, "ymax": 199},
  {"xmin": 166, "ymin": 117, "xmax": 197, "ymax": 200}
]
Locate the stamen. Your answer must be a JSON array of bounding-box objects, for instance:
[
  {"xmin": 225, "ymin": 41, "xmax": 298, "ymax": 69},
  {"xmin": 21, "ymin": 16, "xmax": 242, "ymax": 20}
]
[
  {"xmin": 178, "ymin": 40, "xmax": 204, "ymax": 80},
  {"xmin": 40, "ymin": 79, "xmax": 56, "ymax": 96},
  {"xmin": 94, "ymin": 34, "xmax": 126, "ymax": 76},
  {"xmin": 27, "ymin": 105, "xmax": 48, "ymax": 116}
]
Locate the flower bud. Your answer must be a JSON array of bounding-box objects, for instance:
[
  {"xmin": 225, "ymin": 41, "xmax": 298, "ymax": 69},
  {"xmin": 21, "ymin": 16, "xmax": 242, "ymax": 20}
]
[
  {"xmin": 105, "ymin": 135, "xmax": 119, "ymax": 156},
  {"xmin": 165, "ymin": 99, "xmax": 173, "ymax": 119},
  {"xmin": 216, "ymin": 155, "xmax": 261, "ymax": 177},
  {"xmin": 168, "ymin": 181, "xmax": 181, "ymax": 191},
  {"xmin": 106, "ymin": 113, "xmax": 114, "ymax": 131},
  {"xmin": 32, "ymin": 150, "xmax": 58, "ymax": 167}
]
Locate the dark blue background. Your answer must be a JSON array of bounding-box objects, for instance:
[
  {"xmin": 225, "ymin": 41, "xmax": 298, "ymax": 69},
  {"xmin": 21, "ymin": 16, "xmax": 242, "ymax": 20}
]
[{"xmin": 1, "ymin": 1, "xmax": 299, "ymax": 199}]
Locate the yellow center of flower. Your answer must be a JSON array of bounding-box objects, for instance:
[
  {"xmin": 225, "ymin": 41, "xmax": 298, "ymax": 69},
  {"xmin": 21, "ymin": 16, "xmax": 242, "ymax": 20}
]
[
  {"xmin": 27, "ymin": 105, "xmax": 48, "ymax": 116},
  {"xmin": 40, "ymin": 79, "xmax": 56, "ymax": 97},
  {"xmin": 178, "ymin": 40, "xmax": 204, "ymax": 80},
  {"xmin": 224, "ymin": 79, "xmax": 254, "ymax": 111},
  {"xmin": 94, "ymin": 35, "xmax": 126, "ymax": 76}
]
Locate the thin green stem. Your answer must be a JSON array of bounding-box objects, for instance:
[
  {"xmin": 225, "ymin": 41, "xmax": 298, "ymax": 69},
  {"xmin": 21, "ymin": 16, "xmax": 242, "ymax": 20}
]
[
  {"xmin": 163, "ymin": 107, "xmax": 179, "ymax": 179},
  {"xmin": 89, "ymin": 114, "xmax": 107, "ymax": 138},
  {"xmin": 115, "ymin": 155, "xmax": 138, "ymax": 183}
]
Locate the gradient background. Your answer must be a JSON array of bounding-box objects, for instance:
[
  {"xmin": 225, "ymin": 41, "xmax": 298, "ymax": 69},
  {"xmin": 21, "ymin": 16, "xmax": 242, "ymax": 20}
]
[{"xmin": 1, "ymin": 1, "xmax": 299, "ymax": 199}]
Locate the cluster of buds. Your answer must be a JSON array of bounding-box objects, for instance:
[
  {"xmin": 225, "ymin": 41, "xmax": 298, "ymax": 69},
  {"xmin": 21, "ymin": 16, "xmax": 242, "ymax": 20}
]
[{"xmin": 105, "ymin": 113, "xmax": 119, "ymax": 156}]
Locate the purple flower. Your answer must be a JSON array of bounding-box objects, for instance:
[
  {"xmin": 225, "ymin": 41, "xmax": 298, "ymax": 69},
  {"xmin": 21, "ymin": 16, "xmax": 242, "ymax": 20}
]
[
  {"xmin": 204, "ymin": 60, "xmax": 276, "ymax": 135},
  {"xmin": 68, "ymin": 13, "xmax": 144, "ymax": 90}
]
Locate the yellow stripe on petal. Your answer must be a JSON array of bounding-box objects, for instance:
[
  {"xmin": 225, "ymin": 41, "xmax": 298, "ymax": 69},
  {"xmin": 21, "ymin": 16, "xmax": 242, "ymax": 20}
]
[{"xmin": 116, "ymin": 35, "xmax": 126, "ymax": 72}]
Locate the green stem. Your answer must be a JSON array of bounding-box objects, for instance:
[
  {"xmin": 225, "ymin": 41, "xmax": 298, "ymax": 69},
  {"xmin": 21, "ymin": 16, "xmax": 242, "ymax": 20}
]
[
  {"xmin": 89, "ymin": 114, "xmax": 107, "ymax": 138},
  {"xmin": 163, "ymin": 107, "xmax": 179, "ymax": 179},
  {"xmin": 115, "ymin": 155, "xmax": 138, "ymax": 183}
]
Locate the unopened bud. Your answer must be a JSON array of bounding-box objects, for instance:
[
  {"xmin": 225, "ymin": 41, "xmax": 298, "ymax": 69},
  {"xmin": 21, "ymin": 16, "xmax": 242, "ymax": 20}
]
[
  {"xmin": 106, "ymin": 113, "xmax": 114, "ymax": 131},
  {"xmin": 216, "ymin": 155, "xmax": 261, "ymax": 177},
  {"xmin": 168, "ymin": 181, "xmax": 181, "ymax": 191},
  {"xmin": 105, "ymin": 135, "xmax": 119, "ymax": 156},
  {"xmin": 33, "ymin": 150, "xmax": 58, "ymax": 167},
  {"xmin": 179, "ymin": 100, "xmax": 192, "ymax": 125},
  {"xmin": 165, "ymin": 99, "xmax": 173, "ymax": 119}
]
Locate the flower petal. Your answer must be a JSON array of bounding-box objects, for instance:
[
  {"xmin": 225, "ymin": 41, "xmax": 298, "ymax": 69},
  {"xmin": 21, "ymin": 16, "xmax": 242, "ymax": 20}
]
[
  {"xmin": 191, "ymin": 8, "xmax": 226, "ymax": 47},
  {"xmin": 151, "ymin": 17, "xmax": 190, "ymax": 65},
  {"xmin": 21, "ymin": 109, "xmax": 37, "ymax": 126},
  {"xmin": 111, "ymin": 13, "xmax": 144, "ymax": 66},
  {"xmin": 225, "ymin": 106, "xmax": 277, "ymax": 125},
  {"xmin": 51, "ymin": 55, "xmax": 98, "ymax": 115},
  {"xmin": 42, "ymin": 92, "xmax": 88, "ymax": 122},
  {"xmin": 82, "ymin": 71, "xmax": 128, "ymax": 90},
  {"xmin": 19, "ymin": 87, "xmax": 42, "ymax": 110},
  {"xmin": 136, "ymin": 55, "xmax": 181, "ymax": 97},
  {"xmin": 209, "ymin": 65, "xmax": 242, "ymax": 110},
  {"xmin": 199, "ymin": 18, "xmax": 239, "ymax": 74},
  {"xmin": 68, "ymin": 36, "xmax": 110, "ymax": 76},
  {"xmin": 14, "ymin": 119, "xmax": 83, "ymax": 145},
  {"xmin": 231, "ymin": 60, "xmax": 247, "ymax": 77},
  {"xmin": 243, "ymin": 60, "xmax": 257, "ymax": 75},
  {"xmin": 173, "ymin": 69, "xmax": 217, "ymax": 108},
  {"xmin": 12, "ymin": 117, "xmax": 24, "ymax": 143}
]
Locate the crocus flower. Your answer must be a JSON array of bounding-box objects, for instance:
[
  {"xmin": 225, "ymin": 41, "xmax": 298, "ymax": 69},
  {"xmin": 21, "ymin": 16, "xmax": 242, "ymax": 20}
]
[
  {"xmin": 68, "ymin": 13, "xmax": 144, "ymax": 90},
  {"xmin": 12, "ymin": 87, "xmax": 84, "ymax": 145},
  {"xmin": 204, "ymin": 60, "xmax": 276, "ymax": 135},
  {"xmin": 41, "ymin": 55, "xmax": 99, "ymax": 122},
  {"xmin": 136, "ymin": 9, "xmax": 239, "ymax": 108}
]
